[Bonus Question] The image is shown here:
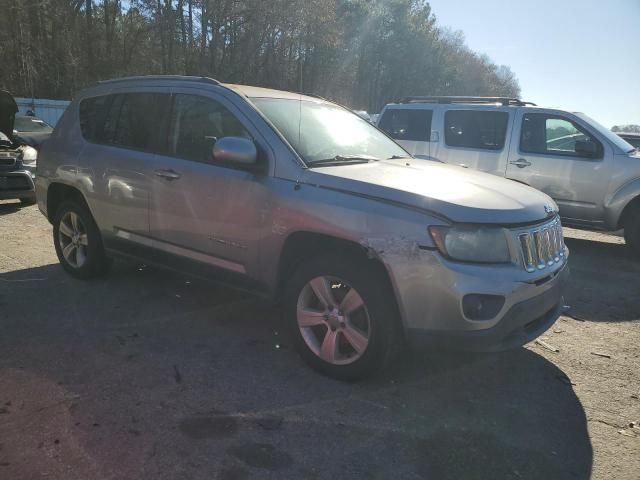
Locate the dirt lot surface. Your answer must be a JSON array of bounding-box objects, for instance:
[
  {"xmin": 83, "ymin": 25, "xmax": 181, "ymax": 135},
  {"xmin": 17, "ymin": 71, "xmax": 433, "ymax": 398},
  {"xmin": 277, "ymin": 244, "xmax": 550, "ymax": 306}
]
[{"xmin": 1, "ymin": 200, "xmax": 639, "ymax": 480}]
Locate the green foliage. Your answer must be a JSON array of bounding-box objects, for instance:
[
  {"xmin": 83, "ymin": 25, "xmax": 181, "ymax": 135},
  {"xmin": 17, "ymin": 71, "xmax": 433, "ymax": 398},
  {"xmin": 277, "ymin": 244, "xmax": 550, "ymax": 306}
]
[{"xmin": 0, "ymin": 0, "xmax": 520, "ymax": 112}]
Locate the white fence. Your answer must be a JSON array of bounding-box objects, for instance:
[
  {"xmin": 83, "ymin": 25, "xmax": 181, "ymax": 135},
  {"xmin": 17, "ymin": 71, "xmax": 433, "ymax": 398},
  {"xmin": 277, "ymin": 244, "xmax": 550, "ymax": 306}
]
[{"xmin": 15, "ymin": 97, "xmax": 70, "ymax": 126}]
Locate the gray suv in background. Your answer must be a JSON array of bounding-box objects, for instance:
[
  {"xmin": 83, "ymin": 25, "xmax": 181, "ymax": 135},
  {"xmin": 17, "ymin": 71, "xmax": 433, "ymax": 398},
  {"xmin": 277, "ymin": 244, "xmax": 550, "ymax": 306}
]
[
  {"xmin": 36, "ymin": 76, "xmax": 569, "ymax": 380},
  {"xmin": 378, "ymin": 96, "xmax": 640, "ymax": 254}
]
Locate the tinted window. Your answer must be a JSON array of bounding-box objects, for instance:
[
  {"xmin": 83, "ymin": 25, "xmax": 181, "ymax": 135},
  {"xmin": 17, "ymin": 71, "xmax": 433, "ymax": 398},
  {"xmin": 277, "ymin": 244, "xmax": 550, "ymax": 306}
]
[
  {"xmin": 79, "ymin": 95, "xmax": 110, "ymax": 142},
  {"xmin": 379, "ymin": 109, "xmax": 432, "ymax": 141},
  {"xmin": 444, "ymin": 110, "xmax": 508, "ymax": 150},
  {"xmin": 110, "ymin": 93, "xmax": 166, "ymax": 150},
  {"xmin": 79, "ymin": 93, "xmax": 167, "ymax": 151},
  {"xmin": 520, "ymin": 113, "xmax": 602, "ymax": 158},
  {"xmin": 168, "ymin": 94, "xmax": 251, "ymax": 163}
]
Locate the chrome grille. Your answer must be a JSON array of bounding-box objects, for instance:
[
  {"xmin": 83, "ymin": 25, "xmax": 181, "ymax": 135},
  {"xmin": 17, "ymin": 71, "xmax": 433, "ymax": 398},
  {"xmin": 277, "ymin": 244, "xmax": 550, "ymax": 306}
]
[{"xmin": 517, "ymin": 218, "xmax": 565, "ymax": 272}]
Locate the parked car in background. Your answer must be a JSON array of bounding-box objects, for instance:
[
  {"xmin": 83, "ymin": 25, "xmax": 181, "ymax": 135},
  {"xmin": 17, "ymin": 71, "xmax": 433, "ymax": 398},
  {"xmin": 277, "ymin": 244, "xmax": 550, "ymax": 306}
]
[
  {"xmin": 13, "ymin": 114, "xmax": 53, "ymax": 149},
  {"xmin": 37, "ymin": 76, "xmax": 568, "ymax": 380},
  {"xmin": 616, "ymin": 132, "xmax": 640, "ymax": 149},
  {"xmin": 0, "ymin": 90, "xmax": 38, "ymax": 205},
  {"xmin": 378, "ymin": 96, "xmax": 640, "ymax": 255},
  {"xmin": 353, "ymin": 110, "xmax": 372, "ymax": 122}
]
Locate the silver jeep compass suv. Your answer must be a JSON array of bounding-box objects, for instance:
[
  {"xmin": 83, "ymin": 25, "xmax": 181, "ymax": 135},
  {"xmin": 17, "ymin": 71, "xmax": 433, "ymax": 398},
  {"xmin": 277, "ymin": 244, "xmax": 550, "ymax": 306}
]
[{"xmin": 36, "ymin": 76, "xmax": 569, "ymax": 380}]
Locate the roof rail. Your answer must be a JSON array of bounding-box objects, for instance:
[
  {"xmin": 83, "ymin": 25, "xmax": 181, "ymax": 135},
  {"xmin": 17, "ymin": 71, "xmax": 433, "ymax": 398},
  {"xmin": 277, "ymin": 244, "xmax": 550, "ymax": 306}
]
[
  {"xmin": 97, "ymin": 75, "xmax": 221, "ymax": 86},
  {"xmin": 302, "ymin": 92, "xmax": 327, "ymax": 100},
  {"xmin": 399, "ymin": 96, "xmax": 536, "ymax": 107}
]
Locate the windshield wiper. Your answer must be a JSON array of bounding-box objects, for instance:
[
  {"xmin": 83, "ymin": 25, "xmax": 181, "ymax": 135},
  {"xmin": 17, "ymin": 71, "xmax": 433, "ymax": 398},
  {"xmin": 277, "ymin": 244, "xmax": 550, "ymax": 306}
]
[
  {"xmin": 388, "ymin": 154, "xmax": 412, "ymax": 159},
  {"xmin": 306, "ymin": 155, "xmax": 380, "ymax": 167}
]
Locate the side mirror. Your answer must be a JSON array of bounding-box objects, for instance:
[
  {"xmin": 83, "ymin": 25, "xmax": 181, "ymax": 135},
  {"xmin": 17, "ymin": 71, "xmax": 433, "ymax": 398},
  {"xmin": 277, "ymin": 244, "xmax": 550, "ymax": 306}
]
[
  {"xmin": 212, "ymin": 136, "xmax": 257, "ymax": 165},
  {"xmin": 574, "ymin": 139, "xmax": 598, "ymax": 157}
]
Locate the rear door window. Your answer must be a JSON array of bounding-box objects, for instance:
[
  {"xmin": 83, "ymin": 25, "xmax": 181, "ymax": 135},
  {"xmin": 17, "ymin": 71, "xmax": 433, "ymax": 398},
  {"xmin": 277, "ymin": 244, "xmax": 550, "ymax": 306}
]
[
  {"xmin": 379, "ymin": 109, "xmax": 432, "ymax": 141},
  {"xmin": 444, "ymin": 110, "xmax": 508, "ymax": 150}
]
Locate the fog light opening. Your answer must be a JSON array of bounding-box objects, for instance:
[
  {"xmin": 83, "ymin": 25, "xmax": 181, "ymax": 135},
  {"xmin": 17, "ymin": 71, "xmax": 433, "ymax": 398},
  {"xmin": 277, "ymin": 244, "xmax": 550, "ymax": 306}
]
[{"xmin": 462, "ymin": 294, "xmax": 505, "ymax": 321}]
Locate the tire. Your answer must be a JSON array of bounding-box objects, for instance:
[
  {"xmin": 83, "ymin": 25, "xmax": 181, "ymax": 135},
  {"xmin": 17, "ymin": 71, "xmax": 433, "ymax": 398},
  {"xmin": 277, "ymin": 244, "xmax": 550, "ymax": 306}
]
[
  {"xmin": 20, "ymin": 197, "xmax": 36, "ymax": 206},
  {"xmin": 624, "ymin": 207, "xmax": 640, "ymax": 256},
  {"xmin": 284, "ymin": 253, "xmax": 400, "ymax": 381},
  {"xmin": 53, "ymin": 200, "xmax": 110, "ymax": 279}
]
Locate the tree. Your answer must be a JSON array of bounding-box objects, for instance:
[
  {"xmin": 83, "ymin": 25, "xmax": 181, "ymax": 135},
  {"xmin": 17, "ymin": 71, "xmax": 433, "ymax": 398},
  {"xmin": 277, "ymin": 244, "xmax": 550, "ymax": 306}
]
[
  {"xmin": 0, "ymin": 0, "xmax": 521, "ymax": 112},
  {"xmin": 612, "ymin": 125, "xmax": 640, "ymax": 133}
]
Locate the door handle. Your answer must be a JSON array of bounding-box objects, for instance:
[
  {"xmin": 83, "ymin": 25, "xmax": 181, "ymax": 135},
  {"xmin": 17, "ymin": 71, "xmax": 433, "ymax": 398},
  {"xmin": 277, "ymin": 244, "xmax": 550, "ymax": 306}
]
[
  {"xmin": 509, "ymin": 159, "xmax": 532, "ymax": 168},
  {"xmin": 154, "ymin": 169, "xmax": 181, "ymax": 180}
]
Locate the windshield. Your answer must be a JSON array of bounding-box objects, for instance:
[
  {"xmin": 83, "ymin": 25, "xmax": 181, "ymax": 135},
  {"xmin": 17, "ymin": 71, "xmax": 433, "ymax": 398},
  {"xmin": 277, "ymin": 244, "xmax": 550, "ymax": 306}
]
[
  {"xmin": 575, "ymin": 113, "xmax": 635, "ymax": 153},
  {"xmin": 14, "ymin": 116, "xmax": 53, "ymax": 133},
  {"xmin": 251, "ymin": 98, "xmax": 408, "ymax": 164}
]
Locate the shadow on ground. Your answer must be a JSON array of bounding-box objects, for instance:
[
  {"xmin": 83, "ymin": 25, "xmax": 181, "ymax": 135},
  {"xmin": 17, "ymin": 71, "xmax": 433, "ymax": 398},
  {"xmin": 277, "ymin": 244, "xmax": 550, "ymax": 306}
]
[
  {"xmin": 0, "ymin": 261, "xmax": 593, "ymax": 479},
  {"xmin": 0, "ymin": 201, "xmax": 22, "ymax": 216},
  {"xmin": 564, "ymin": 237, "xmax": 640, "ymax": 322}
]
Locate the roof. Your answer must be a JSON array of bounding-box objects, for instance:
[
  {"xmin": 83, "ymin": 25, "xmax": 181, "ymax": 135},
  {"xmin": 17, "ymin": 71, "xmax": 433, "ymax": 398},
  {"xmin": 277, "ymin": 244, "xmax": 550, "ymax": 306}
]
[
  {"xmin": 223, "ymin": 84, "xmax": 326, "ymax": 102},
  {"xmin": 98, "ymin": 75, "xmax": 220, "ymax": 86},
  {"xmin": 95, "ymin": 75, "xmax": 325, "ymax": 103}
]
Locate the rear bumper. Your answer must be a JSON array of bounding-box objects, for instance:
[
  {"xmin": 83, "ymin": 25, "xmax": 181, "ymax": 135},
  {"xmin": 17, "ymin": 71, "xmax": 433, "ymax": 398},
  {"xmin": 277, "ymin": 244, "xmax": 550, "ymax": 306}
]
[{"xmin": 0, "ymin": 170, "xmax": 36, "ymax": 200}]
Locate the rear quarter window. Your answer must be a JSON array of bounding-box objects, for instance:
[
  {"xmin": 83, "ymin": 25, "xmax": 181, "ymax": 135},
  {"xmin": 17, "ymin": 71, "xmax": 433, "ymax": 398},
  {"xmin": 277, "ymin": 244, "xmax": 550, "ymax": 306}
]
[
  {"xmin": 379, "ymin": 109, "xmax": 432, "ymax": 142},
  {"xmin": 79, "ymin": 93, "xmax": 168, "ymax": 152},
  {"xmin": 444, "ymin": 110, "xmax": 508, "ymax": 150},
  {"xmin": 79, "ymin": 95, "xmax": 110, "ymax": 143}
]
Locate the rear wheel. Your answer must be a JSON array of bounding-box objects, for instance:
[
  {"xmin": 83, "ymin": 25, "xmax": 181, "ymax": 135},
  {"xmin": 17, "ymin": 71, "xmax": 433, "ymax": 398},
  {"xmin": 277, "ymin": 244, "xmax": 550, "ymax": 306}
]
[
  {"xmin": 284, "ymin": 253, "xmax": 400, "ymax": 381},
  {"xmin": 624, "ymin": 207, "xmax": 640, "ymax": 256},
  {"xmin": 53, "ymin": 200, "xmax": 110, "ymax": 279}
]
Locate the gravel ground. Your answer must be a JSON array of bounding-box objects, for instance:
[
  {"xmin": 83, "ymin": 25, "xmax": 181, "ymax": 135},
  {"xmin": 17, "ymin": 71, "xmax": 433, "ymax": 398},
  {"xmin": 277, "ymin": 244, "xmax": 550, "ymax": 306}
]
[{"xmin": 0, "ymin": 200, "xmax": 638, "ymax": 480}]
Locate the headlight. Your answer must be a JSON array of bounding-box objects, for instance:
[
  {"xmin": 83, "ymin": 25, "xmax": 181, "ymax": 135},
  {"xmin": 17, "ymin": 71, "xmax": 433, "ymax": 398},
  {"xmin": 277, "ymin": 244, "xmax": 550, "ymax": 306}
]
[
  {"xmin": 22, "ymin": 146, "xmax": 38, "ymax": 166},
  {"xmin": 429, "ymin": 225, "xmax": 511, "ymax": 263}
]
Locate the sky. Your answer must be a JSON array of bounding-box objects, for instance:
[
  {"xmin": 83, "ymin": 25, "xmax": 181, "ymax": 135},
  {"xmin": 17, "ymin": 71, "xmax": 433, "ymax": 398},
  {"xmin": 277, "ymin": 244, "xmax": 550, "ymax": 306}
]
[{"xmin": 427, "ymin": 0, "xmax": 640, "ymax": 128}]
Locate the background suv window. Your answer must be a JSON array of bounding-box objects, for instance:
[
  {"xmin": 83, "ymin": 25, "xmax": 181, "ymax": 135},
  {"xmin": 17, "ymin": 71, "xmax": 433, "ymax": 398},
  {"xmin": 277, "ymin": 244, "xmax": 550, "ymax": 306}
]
[
  {"xmin": 520, "ymin": 113, "xmax": 602, "ymax": 158},
  {"xmin": 444, "ymin": 110, "xmax": 508, "ymax": 150},
  {"xmin": 168, "ymin": 94, "xmax": 250, "ymax": 163},
  {"xmin": 379, "ymin": 109, "xmax": 432, "ymax": 141}
]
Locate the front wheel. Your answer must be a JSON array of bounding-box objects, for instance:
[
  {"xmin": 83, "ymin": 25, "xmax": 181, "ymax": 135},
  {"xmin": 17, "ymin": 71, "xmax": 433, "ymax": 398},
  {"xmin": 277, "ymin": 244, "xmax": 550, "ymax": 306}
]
[
  {"xmin": 284, "ymin": 253, "xmax": 400, "ymax": 381},
  {"xmin": 53, "ymin": 200, "xmax": 110, "ymax": 279}
]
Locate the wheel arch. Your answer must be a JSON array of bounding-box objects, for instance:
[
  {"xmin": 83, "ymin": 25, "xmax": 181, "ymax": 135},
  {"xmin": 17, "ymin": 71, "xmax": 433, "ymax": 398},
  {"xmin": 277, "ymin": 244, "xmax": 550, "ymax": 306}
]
[
  {"xmin": 619, "ymin": 194, "xmax": 640, "ymax": 230},
  {"xmin": 274, "ymin": 232, "xmax": 401, "ymax": 324},
  {"xmin": 46, "ymin": 183, "xmax": 90, "ymax": 224}
]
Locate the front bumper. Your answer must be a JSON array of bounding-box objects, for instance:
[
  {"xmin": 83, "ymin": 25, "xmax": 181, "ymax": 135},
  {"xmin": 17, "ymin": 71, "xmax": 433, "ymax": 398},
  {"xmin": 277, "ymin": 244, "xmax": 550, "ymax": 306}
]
[
  {"xmin": 386, "ymin": 249, "xmax": 569, "ymax": 352},
  {"xmin": 0, "ymin": 170, "xmax": 36, "ymax": 201}
]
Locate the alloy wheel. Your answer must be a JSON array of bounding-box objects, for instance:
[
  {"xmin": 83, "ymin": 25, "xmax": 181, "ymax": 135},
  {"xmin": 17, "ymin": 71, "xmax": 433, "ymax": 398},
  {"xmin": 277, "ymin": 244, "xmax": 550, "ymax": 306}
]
[
  {"xmin": 58, "ymin": 211, "xmax": 89, "ymax": 268},
  {"xmin": 296, "ymin": 275, "xmax": 371, "ymax": 365}
]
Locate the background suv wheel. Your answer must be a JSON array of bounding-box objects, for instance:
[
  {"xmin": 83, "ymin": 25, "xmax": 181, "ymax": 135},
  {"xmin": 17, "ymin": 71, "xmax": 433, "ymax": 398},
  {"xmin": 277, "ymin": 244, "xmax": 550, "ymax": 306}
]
[
  {"xmin": 624, "ymin": 206, "xmax": 640, "ymax": 256},
  {"xmin": 53, "ymin": 200, "xmax": 110, "ymax": 279}
]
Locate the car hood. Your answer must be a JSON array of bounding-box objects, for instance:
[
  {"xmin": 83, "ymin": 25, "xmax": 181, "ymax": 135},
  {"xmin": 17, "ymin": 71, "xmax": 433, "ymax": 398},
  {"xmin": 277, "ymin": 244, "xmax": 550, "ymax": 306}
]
[
  {"xmin": 15, "ymin": 131, "xmax": 51, "ymax": 147},
  {"xmin": 0, "ymin": 90, "xmax": 18, "ymax": 139},
  {"xmin": 301, "ymin": 160, "xmax": 557, "ymax": 224}
]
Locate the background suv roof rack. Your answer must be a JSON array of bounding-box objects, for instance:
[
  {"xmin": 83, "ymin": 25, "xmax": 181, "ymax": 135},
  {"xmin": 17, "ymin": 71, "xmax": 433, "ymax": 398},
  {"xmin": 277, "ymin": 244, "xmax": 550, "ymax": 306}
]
[
  {"xmin": 97, "ymin": 75, "xmax": 220, "ymax": 86},
  {"xmin": 399, "ymin": 96, "xmax": 536, "ymax": 106}
]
